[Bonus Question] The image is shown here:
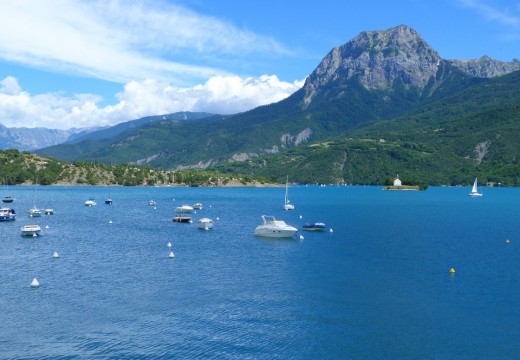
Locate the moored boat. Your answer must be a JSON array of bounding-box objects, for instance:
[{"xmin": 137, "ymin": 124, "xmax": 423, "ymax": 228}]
[
  {"xmin": 85, "ymin": 199, "xmax": 97, "ymax": 206},
  {"xmin": 21, "ymin": 224, "xmax": 42, "ymax": 236},
  {"xmin": 0, "ymin": 207, "xmax": 16, "ymax": 221},
  {"xmin": 193, "ymin": 203, "xmax": 203, "ymax": 210},
  {"xmin": 283, "ymin": 176, "xmax": 295, "ymax": 210},
  {"xmin": 302, "ymin": 222, "xmax": 326, "ymax": 231},
  {"xmin": 175, "ymin": 204, "xmax": 194, "ymax": 213},
  {"xmin": 172, "ymin": 216, "xmax": 192, "ymax": 223},
  {"xmin": 254, "ymin": 215, "xmax": 298, "ymax": 238},
  {"xmin": 197, "ymin": 217, "xmax": 213, "ymax": 230},
  {"xmin": 28, "ymin": 207, "xmax": 42, "ymax": 217}
]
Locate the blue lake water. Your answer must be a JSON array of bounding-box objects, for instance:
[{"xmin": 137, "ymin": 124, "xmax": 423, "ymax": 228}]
[{"xmin": 1, "ymin": 185, "xmax": 520, "ymax": 358}]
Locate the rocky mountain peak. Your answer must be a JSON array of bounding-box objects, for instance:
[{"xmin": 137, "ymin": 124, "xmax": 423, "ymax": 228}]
[{"xmin": 302, "ymin": 24, "xmax": 520, "ymax": 106}]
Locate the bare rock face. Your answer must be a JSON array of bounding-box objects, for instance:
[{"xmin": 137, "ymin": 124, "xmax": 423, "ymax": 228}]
[
  {"xmin": 448, "ymin": 56, "xmax": 520, "ymax": 78},
  {"xmin": 303, "ymin": 24, "xmax": 520, "ymax": 105}
]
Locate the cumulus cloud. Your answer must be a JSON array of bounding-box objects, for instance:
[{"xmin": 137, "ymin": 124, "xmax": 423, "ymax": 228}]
[
  {"xmin": 0, "ymin": 0, "xmax": 289, "ymax": 85},
  {"xmin": 0, "ymin": 76, "xmax": 304, "ymax": 130}
]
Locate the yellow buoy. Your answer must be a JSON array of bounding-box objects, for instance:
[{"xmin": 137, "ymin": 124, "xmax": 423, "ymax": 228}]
[
  {"xmin": 506, "ymin": 239, "xmax": 510, "ymax": 244},
  {"xmin": 449, "ymin": 267, "xmax": 456, "ymax": 274}
]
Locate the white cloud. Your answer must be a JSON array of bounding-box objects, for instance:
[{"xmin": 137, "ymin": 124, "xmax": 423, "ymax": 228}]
[
  {"xmin": 458, "ymin": 0, "xmax": 520, "ymax": 27},
  {"xmin": 0, "ymin": 76, "xmax": 304, "ymax": 130},
  {"xmin": 0, "ymin": 0, "xmax": 289, "ymax": 85}
]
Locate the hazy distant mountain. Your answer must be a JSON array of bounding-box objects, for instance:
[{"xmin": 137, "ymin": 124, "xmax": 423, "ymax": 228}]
[
  {"xmin": 0, "ymin": 123, "xmax": 97, "ymax": 151},
  {"xmin": 35, "ymin": 25, "xmax": 520, "ymax": 184}
]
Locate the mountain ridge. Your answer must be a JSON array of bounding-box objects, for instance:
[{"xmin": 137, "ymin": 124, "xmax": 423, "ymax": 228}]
[{"xmin": 30, "ymin": 24, "xmax": 520, "ymax": 185}]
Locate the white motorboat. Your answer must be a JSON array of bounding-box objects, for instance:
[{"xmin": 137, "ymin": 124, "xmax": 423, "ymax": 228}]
[
  {"xmin": 469, "ymin": 178, "xmax": 483, "ymax": 197},
  {"xmin": 254, "ymin": 215, "xmax": 298, "ymax": 238},
  {"xmin": 85, "ymin": 199, "xmax": 97, "ymax": 206},
  {"xmin": 28, "ymin": 207, "xmax": 42, "ymax": 217},
  {"xmin": 148, "ymin": 199, "xmax": 156, "ymax": 206},
  {"xmin": 44, "ymin": 208, "xmax": 54, "ymax": 215},
  {"xmin": 0, "ymin": 207, "xmax": 16, "ymax": 221},
  {"xmin": 283, "ymin": 176, "xmax": 294, "ymax": 210},
  {"xmin": 175, "ymin": 204, "xmax": 194, "ymax": 213},
  {"xmin": 21, "ymin": 224, "xmax": 42, "ymax": 236},
  {"xmin": 197, "ymin": 217, "xmax": 213, "ymax": 230},
  {"xmin": 193, "ymin": 203, "xmax": 203, "ymax": 210}
]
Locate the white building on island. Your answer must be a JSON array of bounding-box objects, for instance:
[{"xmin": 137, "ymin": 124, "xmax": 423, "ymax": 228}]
[{"xmin": 393, "ymin": 175, "xmax": 402, "ymax": 187}]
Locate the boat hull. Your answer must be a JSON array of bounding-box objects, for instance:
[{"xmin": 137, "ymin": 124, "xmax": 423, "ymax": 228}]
[
  {"xmin": 175, "ymin": 205, "xmax": 194, "ymax": 213},
  {"xmin": 172, "ymin": 216, "xmax": 192, "ymax": 223},
  {"xmin": 0, "ymin": 208, "xmax": 16, "ymax": 221},
  {"xmin": 197, "ymin": 218, "xmax": 213, "ymax": 230},
  {"xmin": 21, "ymin": 225, "xmax": 41, "ymax": 236},
  {"xmin": 28, "ymin": 209, "xmax": 42, "ymax": 217},
  {"xmin": 254, "ymin": 227, "xmax": 298, "ymax": 238},
  {"xmin": 283, "ymin": 204, "xmax": 295, "ymax": 210},
  {"xmin": 302, "ymin": 223, "xmax": 326, "ymax": 231}
]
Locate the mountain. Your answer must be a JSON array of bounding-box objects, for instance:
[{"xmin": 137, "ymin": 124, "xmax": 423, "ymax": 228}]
[
  {"xmin": 35, "ymin": 25, "xmax": 520, "ymax": 184},
  {"xmin": 0, "ymin": 123, "xmax": 96, "ymax": 151}
]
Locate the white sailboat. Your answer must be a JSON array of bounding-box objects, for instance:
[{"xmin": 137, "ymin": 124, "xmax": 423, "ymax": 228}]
[
  {"xmin": 28, "ymin": 178, "xmax": 42, "ymax": 217},
  {"xmin": 469, "ymin": 178, "xmax": 483, "ymax": 197},
  {"xmin": 283, "ymin": 176, "xmax": 294, "ymax": 210}
]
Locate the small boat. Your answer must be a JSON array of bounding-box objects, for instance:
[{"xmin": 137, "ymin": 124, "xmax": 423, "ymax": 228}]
[
  {"xmin": 21, "ymin": 224, "xmax": 42, "ymax": 236},
  {"xmin": 2, "ymin": 178, "xmax": 14, "ymax": 203},
  {"xmin": 85, "ymin": 199, "xmax": 97, "ymax": 206},
  {"xmin": 193, "ymin": 203, "xmax": 203, "ymax": 210},
  {"xmin": 254, "ymin": 215, "xmax": 298, "ymax": 238},
  {"xmin": 28, "ymin": 207, "xmax": 42, "ymax": 217},
  {"xmin": 197, "ymin": 217, "xmax": 213, "ymax": 230},
  {"xmin": 0, "ymin": 207, "xmax": 16, "ymax": 221},
  {"xmin": 44, "ymin": 208, "xmax": 54, "ymax": 215},
  {"xmin": 2, "ymin": 196, "xmax": 14, "ymax": 203},
  {"xmin": 175, "ymin": 204, "xmax": 194, "ymax": 213},
  {"xmin": 105, "ymin": 186, "xmax": 113, "ymax": 204},
  {"xmin": 28, "ymin": 178, "xmax": 41, "ymax": 217},
  {"xmin": 148, "ymin": 200, "xmax": 156, "ymax": 206},
  {"xmin": 302, "ymin": 222, "xmax": 326, "ymax": 231},
  {"xmin": 469, "ymin": 178, "xmax": 483, "ymax": 197},
  {"xmin": 172, "ymin": 216, "xmax": 192, "ymax": 223},
  {"xmin": 283, "ymin": 176, "xmax": 294, "ymax": 210}
]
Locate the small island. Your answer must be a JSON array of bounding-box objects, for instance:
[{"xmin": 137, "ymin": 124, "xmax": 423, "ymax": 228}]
[{"xmin": 382, "ymin": 175, "xmax": 428, "ymax": 191}]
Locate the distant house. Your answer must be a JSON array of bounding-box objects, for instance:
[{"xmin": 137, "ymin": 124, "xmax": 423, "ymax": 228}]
[{"xmin": 393, "ymin": 175, "xmax": 402, "ymax": 187}]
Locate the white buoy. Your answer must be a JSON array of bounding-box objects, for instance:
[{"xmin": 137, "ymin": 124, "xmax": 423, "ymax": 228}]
[
  {"xmin": 52, "ymin": 251, "xmax": 59, "ymax": 259},
  {"xmin": 299, "ymin": 215, "xmax": 303, "ymax": 219},
  {"xmin": 216, "ymin": 217, "xmax": 220, "ymax": 221},
  {"xmin": 167, "ymin": 242, "xmax": 172, "ymax": 248},
  {"xmin": 194, "ymin": 211, "xmax": 197, "ymax": 214},
  {"xmin": 31, "ymin": 278, "xmax": 39, "ymax": 288},
  {"xmin": 108, "ymin": 219, "xmax": 113, "ymax": 224},
  {"xmin": 32, "ymin": 232, "xmax": 37, "ymax": 237},
  {"xmin": 299, "ymin": 235, "xmax": 304, "ymax": 240},
  {"xmin": 154, "ymin": 206, "xmax": 157, "ymax": 210},
  {"xmin": 329, "ymin": 228, "xmax": 334, "ymax": 233},
  {"xmin": 168, "ymin": 251, "xmax": 175, "ymax": 258},
  {"xmin": 45, "ymin": 225, "xmax": 49, "ymax": 229}
]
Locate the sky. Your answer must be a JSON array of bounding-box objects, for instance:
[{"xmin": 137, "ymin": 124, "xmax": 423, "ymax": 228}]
[{"xmin": 0, "ymin": 0, "xmax": 519, "ymax": 130}]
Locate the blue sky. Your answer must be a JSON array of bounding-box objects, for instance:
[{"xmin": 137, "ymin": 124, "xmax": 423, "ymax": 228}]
[{"xmin": 0, "ymin": 0, "xmax": 519, "ymax": 129}]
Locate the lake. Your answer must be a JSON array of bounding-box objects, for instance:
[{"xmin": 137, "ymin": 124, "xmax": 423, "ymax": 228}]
[{"xmin": 1, "ymin": 185, "xmax": 519, "ymax": 358}]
